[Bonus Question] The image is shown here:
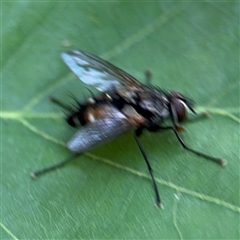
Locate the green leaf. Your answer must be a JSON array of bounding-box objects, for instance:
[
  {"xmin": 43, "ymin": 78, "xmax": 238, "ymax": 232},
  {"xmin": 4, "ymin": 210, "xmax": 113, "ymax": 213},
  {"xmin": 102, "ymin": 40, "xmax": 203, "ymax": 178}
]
[{"xmin": 2, "ymin": 2, "xmax": 239, "ymax": 239}]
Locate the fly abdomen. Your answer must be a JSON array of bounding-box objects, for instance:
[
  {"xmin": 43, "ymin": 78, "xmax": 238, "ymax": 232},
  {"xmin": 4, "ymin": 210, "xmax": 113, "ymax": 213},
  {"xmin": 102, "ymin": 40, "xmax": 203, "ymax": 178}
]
[
  {"xmin": 67, "ymin": 106, "xmax": 135, "ymax": 153},
  {"xmin": 67, "ymin": 108, "xmax": 87, "ymax": 127}
]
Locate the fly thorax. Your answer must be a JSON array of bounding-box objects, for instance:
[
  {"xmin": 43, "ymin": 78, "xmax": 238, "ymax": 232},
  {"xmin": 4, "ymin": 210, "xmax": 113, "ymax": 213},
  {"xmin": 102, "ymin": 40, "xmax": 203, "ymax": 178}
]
[
  {"xmin": 139, "ymin": 97, "xmax": 170, "ymax": 121},
  {"xmin": 155, "ymin": 98, "xmax": 170, "ymax": 120},
  {"xmin": 122, "ymin": 105, "xmax": 147, "ymax": 126}
]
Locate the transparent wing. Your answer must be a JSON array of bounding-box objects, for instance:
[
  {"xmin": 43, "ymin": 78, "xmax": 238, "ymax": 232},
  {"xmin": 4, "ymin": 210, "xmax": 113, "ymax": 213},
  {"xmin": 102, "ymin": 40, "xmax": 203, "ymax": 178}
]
[
  {"xmin": 67, "ymin": 106, "xmax": 136, "ymax": 153},
  {"xmin": 61, "ymin": 50, "xmax": 143, "ymax": 92}
]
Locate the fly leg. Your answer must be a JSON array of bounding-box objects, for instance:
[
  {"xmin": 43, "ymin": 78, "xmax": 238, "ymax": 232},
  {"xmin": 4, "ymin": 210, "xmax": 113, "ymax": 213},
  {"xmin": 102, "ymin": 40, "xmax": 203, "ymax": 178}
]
[
  {"xmin": 147, "ymin": 125, "xmax": 226, "ymax": 167},
  {"xmin": 144, "ymin": 70, "xmax": 152, "ymax": 86},
  {"xmin": 185, "ymin": 112, "xmax": 210, "ymax": 124},
  {"xmin": 170, "ymin": 126, "xmax": 226, "ymax": 166},
  {"xmin": 31, "ymin": 153, "xmax": 81, "ymax": 179},
  {"xmin": 134, "ymin": 128, "xmax": 163, "ymax": 209}
]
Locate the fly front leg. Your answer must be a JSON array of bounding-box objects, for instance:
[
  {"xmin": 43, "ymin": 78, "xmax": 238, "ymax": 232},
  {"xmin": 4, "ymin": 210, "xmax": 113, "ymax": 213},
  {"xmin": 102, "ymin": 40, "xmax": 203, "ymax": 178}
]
[
  {"xmin": 134, "ymin": 128, "xmax": 163, "ymax": 209},
  {"xmin": 147, "ymin": 125, "xmax": 226, "ymax": 167},
  {"xmin": 185, "ymin": 111, "xmax": 210, "ymax": 124}
]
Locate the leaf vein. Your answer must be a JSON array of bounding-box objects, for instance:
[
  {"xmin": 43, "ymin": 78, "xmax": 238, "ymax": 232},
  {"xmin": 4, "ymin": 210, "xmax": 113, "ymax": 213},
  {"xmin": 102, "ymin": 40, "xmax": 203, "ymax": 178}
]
[
  {"xmin": 0, "ymin": 222, "xmax": 19, "ymax": 240},
  {"xmin": 11, "ymin": 116, "xmax": 239, "ymax": 213},
  {"xmin": 172, "ymin": 193, "xmax": 183, "ymax": 240}
]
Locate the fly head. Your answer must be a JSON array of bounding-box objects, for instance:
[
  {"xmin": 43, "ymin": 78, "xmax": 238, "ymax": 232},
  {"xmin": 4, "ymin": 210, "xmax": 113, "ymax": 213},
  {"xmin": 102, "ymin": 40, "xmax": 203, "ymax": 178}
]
[{"xmin": 169, "ymin": 91, "xmax": 195, "ymax": 123}]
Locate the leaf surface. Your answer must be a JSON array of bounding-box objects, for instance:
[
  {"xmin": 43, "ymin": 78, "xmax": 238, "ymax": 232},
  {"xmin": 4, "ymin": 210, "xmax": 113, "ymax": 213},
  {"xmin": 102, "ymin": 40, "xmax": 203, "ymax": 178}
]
[{"xmin": 2, "ymin": 2, "xmax": 239, "ymax": 239}]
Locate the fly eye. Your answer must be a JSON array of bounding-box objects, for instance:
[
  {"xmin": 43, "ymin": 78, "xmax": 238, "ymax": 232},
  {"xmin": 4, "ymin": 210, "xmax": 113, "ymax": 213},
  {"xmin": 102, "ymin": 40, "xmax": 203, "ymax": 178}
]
[{"xmin": 173, "ymin": 99, "xmax": 188, "ymax": 122}]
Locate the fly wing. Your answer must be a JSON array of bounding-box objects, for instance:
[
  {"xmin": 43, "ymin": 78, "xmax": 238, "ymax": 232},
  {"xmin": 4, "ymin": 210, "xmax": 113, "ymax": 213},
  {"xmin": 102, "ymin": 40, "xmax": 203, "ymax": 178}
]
[
  {"xmin": 67, "ymin": 106, "xmax": 136, "ymax": 153},
  {"xmin": 61, "ymin": 50, "xmax": 143, "ymax": 92}
]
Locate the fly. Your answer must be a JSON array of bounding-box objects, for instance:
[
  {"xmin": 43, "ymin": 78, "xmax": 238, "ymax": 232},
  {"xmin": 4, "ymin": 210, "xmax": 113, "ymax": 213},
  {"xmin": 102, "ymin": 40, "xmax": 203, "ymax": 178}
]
[{"xmin": 31, "ymin": 50, "xmax": 226, "ymax": 208}]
